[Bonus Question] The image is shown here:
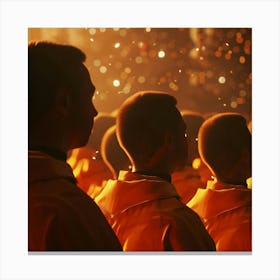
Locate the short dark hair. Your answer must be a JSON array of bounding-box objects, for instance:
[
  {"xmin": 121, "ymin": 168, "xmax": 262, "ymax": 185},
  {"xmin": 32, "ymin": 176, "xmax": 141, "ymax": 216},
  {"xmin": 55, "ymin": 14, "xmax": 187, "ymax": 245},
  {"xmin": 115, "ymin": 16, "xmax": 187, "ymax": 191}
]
[
  {"xmin": 86, "ymin": 113, "xmax": 116, "ymax": 150},
  {"xmin": 198, "ymin": 112, "xmax": 251, "ymax": 179},
  {"xmin": 28, "ymin": 41, "xmax": 86, "ymax": 128},
  {"xmin": 181, "ymin": 111, "xmax": 205, "ymax": 140},
  {"xmin": 116, "ymin": 91, "xmax": 181, "ymax": 164}
]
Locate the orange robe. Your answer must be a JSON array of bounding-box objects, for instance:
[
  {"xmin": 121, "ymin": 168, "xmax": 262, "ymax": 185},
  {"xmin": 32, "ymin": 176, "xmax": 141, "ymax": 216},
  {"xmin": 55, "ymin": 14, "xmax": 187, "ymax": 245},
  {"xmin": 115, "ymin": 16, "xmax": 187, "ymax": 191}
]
[
  {"xmin": 172, "ymin": 166, "xmax": 205, "ymax": 204},
  {"xmin": 187, "ymin": 180, "xmax": 252, "ymax": 251},
  {"xmin": 95, "ymin": 171, "xmax": 216, "ymax": 251},
  {"xmin": 28, "ymin": 150, "xmax": 122, "ymax": 251},
  {"xmin": 67, "ymin": 147, "xmax": 113, "ymax": 193}
]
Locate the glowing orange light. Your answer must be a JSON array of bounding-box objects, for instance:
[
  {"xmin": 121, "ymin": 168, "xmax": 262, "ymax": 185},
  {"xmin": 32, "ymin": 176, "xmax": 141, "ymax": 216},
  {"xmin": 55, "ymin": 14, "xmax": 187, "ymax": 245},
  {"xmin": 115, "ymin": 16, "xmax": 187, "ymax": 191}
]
[
  {"xmin": 230, "ymin": 101, "xmax": 238, "ymax": 108},
  {"xmin": 192, "ymin": 158, "xmax": 201, "ymax": 169},
  {"xmin": 236, "ymin": 36, "xmax": 244, "ymax": 44},
  {"xmin": 239, "ymin": 56, "xmax": 246, "ymax": 64},
  {"xmin": 225, "ymin": 53, "xmax": 231, "ymax": 60},
  {"xmin": 137, "ymin": 76, "xmax": 146, "ymax": 83},
  {"xmin": 124, "ymin": 67, "xmax": 132, "ymax": 74},
  {"xmin": 82, "ymin": 159, "xmax": 89, "ymax": 172},
  {"xmin": 237, "ymin": 97, "xmax": 245, "ymax": 104},
  {"xmin": 215, "ymin": 51, "xmax": 222, "ymax": 58},
  {"xmin": 169, "ymin": 82, "xmax": 179, "ymax": 91}
]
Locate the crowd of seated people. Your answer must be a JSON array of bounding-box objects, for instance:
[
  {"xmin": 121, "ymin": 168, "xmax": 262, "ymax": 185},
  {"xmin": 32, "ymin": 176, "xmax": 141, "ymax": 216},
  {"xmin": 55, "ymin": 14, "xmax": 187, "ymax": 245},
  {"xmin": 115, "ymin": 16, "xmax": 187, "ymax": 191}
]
[{"xmin": 29, "ymin": 40, "xmax": 252, "ymax": 252}]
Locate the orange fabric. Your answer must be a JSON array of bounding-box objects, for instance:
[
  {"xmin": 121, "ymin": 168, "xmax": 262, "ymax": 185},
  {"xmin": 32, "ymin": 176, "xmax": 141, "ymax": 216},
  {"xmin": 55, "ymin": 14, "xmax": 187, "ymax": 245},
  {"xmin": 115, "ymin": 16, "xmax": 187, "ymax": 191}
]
[
  {"xmin": 67, "ymin": 147, "xmax": 113, "ymax": 193},
  {"xmin": 187, "ymin": 180, "xmax": 252, "ymax": 251},
  {"xmin": 95, "ymin": 171, "xmax": 216, "ymax": 251},
  {"xmin": 28, "ymin": 150, "xmax": 122, "ymax": 251},
  {"xmin": 172, "ymin": 166, "xmax": 205, "ymax": 204}
]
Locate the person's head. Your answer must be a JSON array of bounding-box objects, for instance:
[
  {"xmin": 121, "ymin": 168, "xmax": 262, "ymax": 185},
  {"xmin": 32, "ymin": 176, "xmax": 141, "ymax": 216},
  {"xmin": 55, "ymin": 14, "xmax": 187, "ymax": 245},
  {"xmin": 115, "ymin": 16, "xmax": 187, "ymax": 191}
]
[
  {"xmin": 28, "ymin": 41, "xmax": 98, "ymax": 151},
  {"xmin": 116, "ymin": 91, "xmax": 188, "ymax": 174},
  {"xmin": 181, "ymin": 111, "xmax": 205, "ymax": 165},
  {"xmin": 198, "ymin": 112, "xmax": 252, "ymax": 185},
  {"xmin": 101, "ymin": 125, "xmax": 131, "ymax": 179},
  {"xmin": 86, "ymin": 113, "xmax": 116, "ymax": 152}
]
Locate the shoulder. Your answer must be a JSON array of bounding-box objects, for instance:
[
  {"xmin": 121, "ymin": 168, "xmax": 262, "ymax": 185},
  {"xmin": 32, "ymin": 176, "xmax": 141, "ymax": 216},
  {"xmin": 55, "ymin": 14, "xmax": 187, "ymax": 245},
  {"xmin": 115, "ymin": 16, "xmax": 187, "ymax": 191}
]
[{"xmin": 154, "ymin": 200, "xmax": 216, "ymax": 251}]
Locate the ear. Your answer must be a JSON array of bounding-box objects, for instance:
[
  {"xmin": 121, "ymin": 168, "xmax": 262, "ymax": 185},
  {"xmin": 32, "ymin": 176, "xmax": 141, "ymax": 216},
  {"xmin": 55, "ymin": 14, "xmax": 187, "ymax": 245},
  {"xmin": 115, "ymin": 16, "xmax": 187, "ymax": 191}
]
[{"xmin": 54, "ymin": 88, "xmax": 71, "ymax": 117}]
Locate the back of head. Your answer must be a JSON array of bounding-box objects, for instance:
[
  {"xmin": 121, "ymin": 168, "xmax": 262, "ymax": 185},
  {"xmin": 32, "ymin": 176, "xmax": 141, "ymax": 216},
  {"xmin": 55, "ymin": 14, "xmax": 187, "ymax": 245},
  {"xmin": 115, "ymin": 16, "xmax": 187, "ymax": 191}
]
[
  {"xmin": 181, "ymin": 111, "xmax": 205, "ymax": 140},
  {"xmin": 101, "ymin": 125, "xmax": 131, "ymax": 179},
  {"xmin": 86, "ymin": 113, "xmax": 116, "ymax": 151},
  {"xmin": 28, "ymin": 41, "xmax": 86, "ymax": 130},
  {"xmin": 198, "ymin": 112, "xmax": 252, "ymax": 182},
  {"xmin": 116, "ymin": 90, "xmax": 185, "ymax": 168}
]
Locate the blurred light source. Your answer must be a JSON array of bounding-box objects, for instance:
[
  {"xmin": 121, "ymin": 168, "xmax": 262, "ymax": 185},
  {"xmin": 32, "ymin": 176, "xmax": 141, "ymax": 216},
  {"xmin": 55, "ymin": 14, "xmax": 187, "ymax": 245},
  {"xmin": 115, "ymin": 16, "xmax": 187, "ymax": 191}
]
[
  {"xmin": 218, "ymin": 76, "xmax": 226, "ymax": 84},
  {"xmin": 124, "ymin": 67, "xmax": 132, "ymax": 74},
  {"xmin": 137, "ymin": 76, "xmax": 146, "ymax": 83},
  {"xmin": 158, "ymin": 50, "xmax": 165, "ymax": 58},
  {"xmin": 230, "ymin": 101, "xmax": 238, "ymax": 108},
  {"xmin": 99, "ymin": 66, "xmax": 107, "ymax": 73},
  {"xmin": 192, "ymin": 158, "xmax": 201, "ymax": 169},
  {"xmin": 113, "ymin": 79, "xmax": 120, "ymax": 87},
  {"xmin": 135, "ymin": 56, "xmax": 143, "ymax": 64},
  {"xmin": 93, "ymin": 59, "xmax": 101, "ymax": 67},
  {"xmin": 239, "ymin": 56, "xmax": 246, "ymax": 64},
  {"xmin": 89, "ymin": 28, "xmax": 96, "ymax": 35},
  {"xmin": 169, "ymin": 82, "xmax": 179, "ymax": 91}
]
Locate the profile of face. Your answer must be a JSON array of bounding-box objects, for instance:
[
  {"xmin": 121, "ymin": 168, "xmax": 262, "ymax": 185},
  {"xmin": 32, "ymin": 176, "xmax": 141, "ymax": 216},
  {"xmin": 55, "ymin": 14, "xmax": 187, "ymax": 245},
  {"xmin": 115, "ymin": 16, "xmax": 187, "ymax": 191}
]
[{"xmin": 68, "ymin": 65, "xmax": 98, "ymax": 149}]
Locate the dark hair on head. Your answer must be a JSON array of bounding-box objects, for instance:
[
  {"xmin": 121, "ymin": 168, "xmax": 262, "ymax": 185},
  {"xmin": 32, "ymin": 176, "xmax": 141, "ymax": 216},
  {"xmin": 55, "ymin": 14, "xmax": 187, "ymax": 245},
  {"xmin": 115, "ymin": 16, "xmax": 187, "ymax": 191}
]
[
  {"xmin": 181, "ymin": 111, "xmax": 205, "ymax": 140},
  {"xmin": 198, "ymin": 112, "xmax": 251, "ymax": 179},
  {"xmin": 86, "ymin": 113, "xmax": 116, "ymax": 150},
  {"xmin": 116, "ymin": 91, "xmax": 181, "ymax": 164},
  {"xmin": 28, "ymin": 41, "xmax": 86, "ymax": 127}
]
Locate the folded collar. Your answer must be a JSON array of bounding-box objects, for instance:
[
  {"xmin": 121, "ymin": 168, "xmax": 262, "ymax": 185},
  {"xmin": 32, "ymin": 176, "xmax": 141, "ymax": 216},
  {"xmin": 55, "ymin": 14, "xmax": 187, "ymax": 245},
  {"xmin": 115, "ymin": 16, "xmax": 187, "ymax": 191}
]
[
  {"xmin": 28, "ymin": 150, "xmax": 76, "ymax": 185},
  {"xmin": 96, "ymin": 171, "xmax": 180, "ymax": 216}
]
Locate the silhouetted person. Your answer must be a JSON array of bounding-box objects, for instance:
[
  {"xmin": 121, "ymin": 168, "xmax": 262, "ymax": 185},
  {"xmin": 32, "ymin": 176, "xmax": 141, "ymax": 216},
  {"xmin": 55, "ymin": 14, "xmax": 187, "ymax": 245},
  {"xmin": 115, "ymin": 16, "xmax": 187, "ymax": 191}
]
[
  {"xmin": 188, "ymin": 112, "xmax": 252, "ymax": 251},
  {"xmin": 28, "ymin": 41, "xmax": 122, "ymax": 251},
  {"xmin": 87, "ymin": 125, "xmax": 131, "ymax": 199},
  {"xmin": 95, "ymin": 91, "xmax": 216, "ymax": 251},
  {"xmin": 101, "ymin": 125, "xmax": 131, "ymax": 179},
  {"xmin": 172, "ymin": 111, "xmax": 207, "ymax": 203}
]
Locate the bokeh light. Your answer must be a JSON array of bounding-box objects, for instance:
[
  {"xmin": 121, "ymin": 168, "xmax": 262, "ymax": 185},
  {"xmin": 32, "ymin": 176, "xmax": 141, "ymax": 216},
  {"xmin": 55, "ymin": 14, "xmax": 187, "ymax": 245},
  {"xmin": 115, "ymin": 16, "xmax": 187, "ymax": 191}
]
[
  {"xmin": 218, "ymin": 76, "xmax": 226, "ymax": 84},
  {"xmin": 158, "ymin": 50, "xmax": 166, "ymax": 58},
  {"xmin": 113, "ymin": 79, "xmax": 120, "ymax": 87},
  {"xmin": 28, "ymin": 28, "xmax": 252, "ymax": 119}
]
